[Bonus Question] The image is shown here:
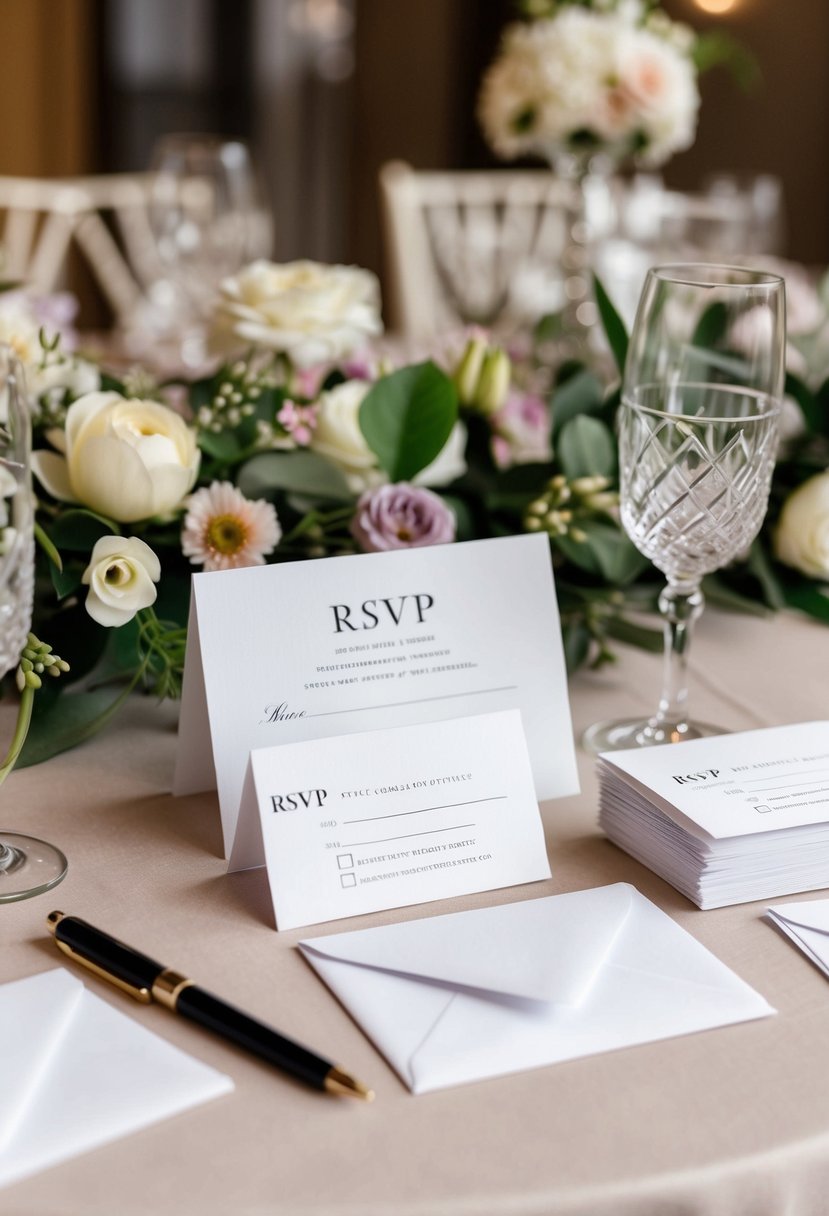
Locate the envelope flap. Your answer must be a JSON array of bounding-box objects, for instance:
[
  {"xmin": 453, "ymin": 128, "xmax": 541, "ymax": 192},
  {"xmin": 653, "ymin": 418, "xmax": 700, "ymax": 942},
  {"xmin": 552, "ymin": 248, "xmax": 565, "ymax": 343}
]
[
  {"xmin": 0, "ymin": 969, "xmax": 83, "ymax": 1152},
  {"xmin": 770, "ymin": 900, "xmax": 829, "ymax": 936},
  {"xmin": 300, "ymin": 883, "xmax": 634, "ymax": 1005}
]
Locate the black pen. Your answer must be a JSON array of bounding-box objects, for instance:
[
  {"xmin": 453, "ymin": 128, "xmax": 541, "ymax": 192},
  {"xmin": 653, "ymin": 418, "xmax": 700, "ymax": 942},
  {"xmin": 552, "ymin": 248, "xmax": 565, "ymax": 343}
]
[{"xmin": 47, "ymin": 911, "xmax": 373, "ymax": 1101}]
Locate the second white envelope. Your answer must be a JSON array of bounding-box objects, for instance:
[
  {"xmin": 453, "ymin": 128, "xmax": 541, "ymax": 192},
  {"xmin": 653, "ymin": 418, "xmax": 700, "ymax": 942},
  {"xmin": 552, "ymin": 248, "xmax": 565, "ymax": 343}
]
[{"xmin": 299, "ymin": 883, "xmax": 774, "ymax": 1093}]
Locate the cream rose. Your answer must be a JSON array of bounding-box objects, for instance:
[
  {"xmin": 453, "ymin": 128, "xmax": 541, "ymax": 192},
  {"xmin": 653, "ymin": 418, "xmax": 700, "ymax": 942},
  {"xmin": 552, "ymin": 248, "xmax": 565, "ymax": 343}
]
[
  {"xmin": 310, "ymin": 379, "xmax": 467, "ymax": 493},
  {"xmin": 82, "ymin": 535, "xmax": 161, "ymax": 627},
  {"xmin": 774, "ymin": 471, "xmax": 829, "ymax": 579},
  {"xmin": 31, "ymin": 392, "xmax": 200, "ymax": 523},
  {"xmin": 211, "ymin": 259, "xmax": 383, "ymax": 368}
]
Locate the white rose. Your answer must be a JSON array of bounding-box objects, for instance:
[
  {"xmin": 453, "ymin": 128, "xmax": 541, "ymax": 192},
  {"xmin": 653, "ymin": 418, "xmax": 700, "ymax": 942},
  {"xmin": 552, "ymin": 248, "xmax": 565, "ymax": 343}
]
[
  {"xmin": 81, "ymin": 535, "xmax": 161, "ymax": 627},
  {"xmin": 311, "ymin": 379, "xmax": 467, "ymax": 493},
  {"xmin": 31, "ymin": 392, "xmax": 200, "ymax": 523},
  {"xmin": 774, "ymin": 471, "xmax": 829, "ymax": 579},
  {"xmin": 211, "ymin": 259, "xmax": 383, "ymax": 368}
]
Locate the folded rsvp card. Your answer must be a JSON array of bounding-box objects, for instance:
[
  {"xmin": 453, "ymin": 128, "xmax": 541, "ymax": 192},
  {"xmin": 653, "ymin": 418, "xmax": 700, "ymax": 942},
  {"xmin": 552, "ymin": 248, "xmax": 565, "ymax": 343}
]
[
  {"xmin": 175, "ymin": 534, "xmax": 578, "ymax": 857},
  {"xmin": 230, "ymin": 709, "xmax": 552, "ymax": 929}
]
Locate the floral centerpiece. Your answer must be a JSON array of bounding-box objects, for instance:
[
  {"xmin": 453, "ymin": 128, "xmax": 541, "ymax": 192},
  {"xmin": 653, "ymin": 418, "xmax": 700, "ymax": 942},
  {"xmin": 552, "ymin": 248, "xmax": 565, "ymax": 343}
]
[
  {"xmin": 478, "ymin": 0, "xmax": 702, "ymax": 169},
  {"xmin": 5, "ymin": 259, "xmax": 829, "ymax": 766}
]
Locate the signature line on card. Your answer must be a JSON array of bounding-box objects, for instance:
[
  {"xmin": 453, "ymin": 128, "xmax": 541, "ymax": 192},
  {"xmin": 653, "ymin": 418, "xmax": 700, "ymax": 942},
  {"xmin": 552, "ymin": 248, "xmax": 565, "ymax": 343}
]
[
  {"xmin": 343, "ymin": 797, "xmax": 507, "ymax": 825},
  {"xmin": 307, "ymin": 687, "xmax": 519, "ymax": 718},
  {"xmin": 343, "ymin": 824, "xmax": 476, "ymax": 848}
]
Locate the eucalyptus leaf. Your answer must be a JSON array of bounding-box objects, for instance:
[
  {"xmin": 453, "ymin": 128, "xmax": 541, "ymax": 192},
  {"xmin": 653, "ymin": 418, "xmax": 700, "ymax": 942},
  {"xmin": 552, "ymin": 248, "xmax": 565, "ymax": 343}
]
[
  {"xmin": 745, "ymin": 540, "xmax": 786, "ymax": 609},
  {"xmin": 237, "ymin": 451, "xmax": 352, "ymax": 503},
  {"xmin": 580, "ymin": 522, "xmax": 650, "ymax": 585},
  {"xmin": 359, "ymin": 361, "xmax": 458, "ymax": 482},
  {"xmin": 702, "ymin": 574, "xmax": 772, "ymax": 617},
  {"xmin": 692, "ymin": 301, "xmax": 728, "ymax": 349},
  {"xmin": 557, "ymin": 415, "xmax": 616, "ymax": 480},
  {"xmin": 782, "ymin": 581, "xmax": 829, "ymax": 623},
  {"xmin": 604, "ymin": 615, "xmax": 664, "ymax": 654}
]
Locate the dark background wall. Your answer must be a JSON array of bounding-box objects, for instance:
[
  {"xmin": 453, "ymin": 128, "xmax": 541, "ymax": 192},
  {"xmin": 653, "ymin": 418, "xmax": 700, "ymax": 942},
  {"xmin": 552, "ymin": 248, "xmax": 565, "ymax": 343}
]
[{"xmin": 0, "ymin": 0, "xmax": 824, "ymax": 291}]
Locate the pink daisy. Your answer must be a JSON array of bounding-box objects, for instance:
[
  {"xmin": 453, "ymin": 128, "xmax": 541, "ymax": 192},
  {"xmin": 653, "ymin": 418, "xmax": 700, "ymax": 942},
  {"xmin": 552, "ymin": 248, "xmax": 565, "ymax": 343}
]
[{"xmin": 181, "ymin": 481, "xmax": 281, "ymax": 572}]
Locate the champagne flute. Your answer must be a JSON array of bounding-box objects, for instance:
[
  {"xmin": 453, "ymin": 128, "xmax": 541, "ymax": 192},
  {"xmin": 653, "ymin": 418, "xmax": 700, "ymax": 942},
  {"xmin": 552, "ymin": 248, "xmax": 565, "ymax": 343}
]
[
  {"xmin": 0, "ymin": 347, "xmax": 68, "ymax": 900},
  {"xmin": 584, "ymin": 264, "xmax": 784, "ymax": 752}
]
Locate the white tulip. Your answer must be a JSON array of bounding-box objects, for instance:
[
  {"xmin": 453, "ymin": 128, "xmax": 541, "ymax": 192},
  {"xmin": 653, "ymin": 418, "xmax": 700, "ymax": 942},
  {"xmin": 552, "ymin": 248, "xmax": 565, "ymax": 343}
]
[
  {"xmin": 774, "ymin": 471, "xmax": 829, "ymax": 579},
  {"xmin": 82, "ymin": 535, "xmax": 161, "ymax": 627},
  {"xmin": 31, "ymin": 392, "xmax": 200, "ymax": 523}
]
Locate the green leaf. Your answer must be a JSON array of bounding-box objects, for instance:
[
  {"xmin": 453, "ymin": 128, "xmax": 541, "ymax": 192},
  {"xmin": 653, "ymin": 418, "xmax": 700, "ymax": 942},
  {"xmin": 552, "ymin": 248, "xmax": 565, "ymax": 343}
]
[
  {"xmin": 439, "ymin": 495, "xmax": 477, "ymax": 542},
  {"xmin": 34, "ymin": 521, "xmax": 62, "ymax": 571},
  {"xmin": 557, "ymin": 415, "xmax": 616, "ymax": 480},
  {"xmin": 237, "ymin": 450, "xmax": 353, "ymax": 502},
  {"xmin": 16, "ymin": 680, "xmax": 137, "ymax": 768},
  {"xmin": 579, "ymin": 521, "xmax": 650, "ymax": 585},
  {"xmin": 785, "ymin": 372, "xmax": 822, "ymax": 433},
  {"xmin": 48, "ymin": 508, "xmax": 119, "ymax": 551},
  {"xmin": 692, "ymin": 301, "xmax": 728, "ymax": 349},
  {"xmin": 198, "ymin": 428, "xmax": 245, "ymax": 462},
  {"xmin": 554, "ymin": 531, "xmax": 602, "ymax": 576},
  {"xmin": 593, "ymin": 274, "xmax": 628, "ymax": 375},
  {"xmin": 782, "ymin": 581, "xmax": 829, "ymax": 623},
  {"xmin": 550, "ymin": 368, "xmax": 604, "ymax": 438},
  {"xmin": 702, "ymin": 574, "xmax": 771, "ymax": 617},
  {"xmin": 359, "ymin": 361, "xmax": 458, "ymax": 482},
  {"xmin": 745, "ymin": 540, "xmax": 786, "ymax": 610},
  {"xmin": 49, "ymin": 559, "xmax": 84, "ymax": 600},
  {"xmin": 604, "ymin": 615, "xmax": 664, "ymax": 654},
  {"xmin": 562, "ymin": 620, "xmax": 591, "ymax": 673}
]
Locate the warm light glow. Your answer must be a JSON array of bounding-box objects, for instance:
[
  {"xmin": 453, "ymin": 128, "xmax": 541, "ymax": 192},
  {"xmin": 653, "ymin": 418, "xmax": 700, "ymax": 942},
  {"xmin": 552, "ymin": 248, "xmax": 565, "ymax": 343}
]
[{"xmin": 694, "ymin": 0, "xmax": 739, "ymax": 14}]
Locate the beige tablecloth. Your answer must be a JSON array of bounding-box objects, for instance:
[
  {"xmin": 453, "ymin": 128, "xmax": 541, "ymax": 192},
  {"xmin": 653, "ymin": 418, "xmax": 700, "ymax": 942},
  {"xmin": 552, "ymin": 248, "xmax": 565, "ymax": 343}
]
[{"xmin": 2, "ymin": 608, "xmax": 829, "ymax": 1216}]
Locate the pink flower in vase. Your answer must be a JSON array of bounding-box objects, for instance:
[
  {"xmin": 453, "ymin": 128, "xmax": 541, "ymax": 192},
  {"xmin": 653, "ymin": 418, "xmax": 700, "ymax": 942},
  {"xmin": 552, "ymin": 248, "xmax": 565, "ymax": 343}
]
[{"xmin": 277, "ymin": 398, "xmax": 319, "ymax": 447}]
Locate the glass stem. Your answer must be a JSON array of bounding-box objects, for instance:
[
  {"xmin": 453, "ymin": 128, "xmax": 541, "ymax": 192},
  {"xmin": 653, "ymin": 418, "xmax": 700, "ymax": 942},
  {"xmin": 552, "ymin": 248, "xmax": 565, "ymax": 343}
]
[{"xmin": 649, "ymin": 581, "xmax": 704, "ymax": 740}]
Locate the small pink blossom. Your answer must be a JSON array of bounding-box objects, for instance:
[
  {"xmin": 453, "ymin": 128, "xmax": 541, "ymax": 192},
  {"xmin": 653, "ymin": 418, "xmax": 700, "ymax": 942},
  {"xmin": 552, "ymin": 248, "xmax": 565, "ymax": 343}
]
[
  {"xmin": 351, "ymin": 484, "xmax": 456, "ymax": 552},
  {"xmin": 181, "ymin": 481, "xmax": 281, "ymax": 571},
  {"xmin": 490, "ymin": 391, "xmax": 552, "ymax": 469},
  {"xmin": 277, "ymin": 398, "xmax": 319, "ymax": 447}
]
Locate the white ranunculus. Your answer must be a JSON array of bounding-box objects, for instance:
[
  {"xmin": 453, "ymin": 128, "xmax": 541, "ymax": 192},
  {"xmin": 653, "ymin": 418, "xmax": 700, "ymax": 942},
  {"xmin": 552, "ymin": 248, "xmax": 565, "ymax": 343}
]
[
  {"xmin": 82, "ymin": 535, "xmax": 161, "ymax": 627},
  {"xmin": 310, "ymin": 379, "xmax": 467, "ymax": 493},
  {"xmin": 31, "ymin": 392, "xmax": 200, "ymax": 523},
  {"xmin": 211, "ymin": 259, "xmax": 383, "ymax": 368},
  {"xmin": 774, "ymin": 471, "xmax": 829, "ymax": 579}
]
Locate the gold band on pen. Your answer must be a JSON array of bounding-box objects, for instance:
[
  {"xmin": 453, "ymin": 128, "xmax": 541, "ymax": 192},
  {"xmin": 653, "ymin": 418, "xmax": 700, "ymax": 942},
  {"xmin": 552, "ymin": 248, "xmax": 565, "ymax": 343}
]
[{"xmin": 152, "ymin": 968, "xmax": 196, "ymax": 1010}]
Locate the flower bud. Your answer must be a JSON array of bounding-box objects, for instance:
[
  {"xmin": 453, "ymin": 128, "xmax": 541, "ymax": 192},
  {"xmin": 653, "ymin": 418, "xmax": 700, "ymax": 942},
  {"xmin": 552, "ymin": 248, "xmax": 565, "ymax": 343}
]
[
  {"xmin": 452, "ymin": 337, "xmax": 488, "ymax": 405},
  {"xmin": 476, "ymin": 349, "xmax": 512, "ymax": 415}
]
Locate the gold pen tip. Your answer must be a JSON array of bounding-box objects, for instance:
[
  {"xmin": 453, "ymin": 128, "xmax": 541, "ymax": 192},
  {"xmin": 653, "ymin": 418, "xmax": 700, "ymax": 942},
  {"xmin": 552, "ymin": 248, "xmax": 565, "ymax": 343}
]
[
  {"xmin": 325, "ymin": 1066, "xmax": 375, "ymax": 1102},
  {"xmin": 46, "ymin": 911, "xmax": 64, "ymax": 935}
]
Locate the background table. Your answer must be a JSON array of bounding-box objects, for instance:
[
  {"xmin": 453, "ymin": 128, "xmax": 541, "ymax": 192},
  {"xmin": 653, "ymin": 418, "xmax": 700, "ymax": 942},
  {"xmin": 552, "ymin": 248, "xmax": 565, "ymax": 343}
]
[{"xmin": 2, "ymin": 608, "xmax": 829, "ymax": 1216}]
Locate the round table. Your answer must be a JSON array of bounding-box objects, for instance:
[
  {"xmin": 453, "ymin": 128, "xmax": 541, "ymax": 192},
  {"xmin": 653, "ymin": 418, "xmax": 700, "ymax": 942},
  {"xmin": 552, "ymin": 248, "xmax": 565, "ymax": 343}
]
[{"xmin": 2, "ymin": 608, "xmax": 828, "ymax": 1215}]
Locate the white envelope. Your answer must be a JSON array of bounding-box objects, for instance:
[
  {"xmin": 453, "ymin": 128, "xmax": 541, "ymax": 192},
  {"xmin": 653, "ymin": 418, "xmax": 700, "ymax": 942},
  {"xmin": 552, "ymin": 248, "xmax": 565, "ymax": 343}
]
[
  {"xmin": 299, "ymin": 883, "xmax": 774, "ymax": 1093},
  {"xmin": 767, "ymin": 899, "xmax": 829, "ymax": 978},
  {"xmin": 0, "ymin": 969, "xmax": 233, "ymax": 1190}
]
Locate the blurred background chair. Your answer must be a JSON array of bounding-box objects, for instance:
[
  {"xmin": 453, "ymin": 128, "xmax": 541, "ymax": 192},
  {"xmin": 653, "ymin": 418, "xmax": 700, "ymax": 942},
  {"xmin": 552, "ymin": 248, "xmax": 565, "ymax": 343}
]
[
  {"xmin": 0, "ymin": 172, "xmax": 160, "ymax": 326},
  {"xmin": 380, "ymin": 160, "xmax": 586, "ymax": 337}
]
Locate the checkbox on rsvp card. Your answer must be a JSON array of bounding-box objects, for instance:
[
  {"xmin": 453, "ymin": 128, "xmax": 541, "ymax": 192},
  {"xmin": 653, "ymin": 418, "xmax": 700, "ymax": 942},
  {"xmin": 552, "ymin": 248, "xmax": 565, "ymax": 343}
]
[
  {"xmin": 340, "ymin": 873, "xmax": 357, "ymax": 889},
  {"xmin": 337, "ymin": 853, "xmax": 354, "ymax": 870}
]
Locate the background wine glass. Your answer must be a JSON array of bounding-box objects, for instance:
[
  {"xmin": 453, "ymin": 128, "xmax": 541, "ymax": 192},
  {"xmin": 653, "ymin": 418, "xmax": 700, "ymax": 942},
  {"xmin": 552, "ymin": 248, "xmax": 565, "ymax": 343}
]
[
  {"xmin": 0, "ymin": 347, "xmax": 68, "ymax": 901},
  {"xmin": 583, "ymin": 264, "xmax": 785, "ymax": 753},
  {"xmin": 148, "ymin": 133, "xmax": 271, "ymax": 366}
]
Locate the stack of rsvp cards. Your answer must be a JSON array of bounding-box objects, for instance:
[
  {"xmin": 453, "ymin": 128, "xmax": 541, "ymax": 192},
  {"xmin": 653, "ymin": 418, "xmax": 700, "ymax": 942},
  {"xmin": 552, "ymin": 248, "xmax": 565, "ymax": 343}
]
[{"xmin": 598, "ymin": 721, "xmax": 829, "ymax": 909}]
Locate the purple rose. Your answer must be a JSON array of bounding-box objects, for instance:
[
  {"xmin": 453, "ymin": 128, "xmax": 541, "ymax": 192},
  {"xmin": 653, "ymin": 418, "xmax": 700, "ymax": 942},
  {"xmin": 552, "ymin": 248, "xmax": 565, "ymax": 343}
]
[{"xmin": 351, "ymin": 484, "xmax": 456, "ymax": 552}]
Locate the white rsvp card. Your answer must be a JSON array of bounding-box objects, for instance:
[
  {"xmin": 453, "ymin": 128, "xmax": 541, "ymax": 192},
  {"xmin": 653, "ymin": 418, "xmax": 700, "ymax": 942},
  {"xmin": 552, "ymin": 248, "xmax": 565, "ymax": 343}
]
[
  {"xmin": 228, "ymin": 709, "xmax": 552, "ymax": 930},
  {"xmin": 599, "ymin": 720, "xmax": 829, "ymax": 841},
  {"xmin": 174, "ymin": 534, "xmax": 579, "ymax": 858}
]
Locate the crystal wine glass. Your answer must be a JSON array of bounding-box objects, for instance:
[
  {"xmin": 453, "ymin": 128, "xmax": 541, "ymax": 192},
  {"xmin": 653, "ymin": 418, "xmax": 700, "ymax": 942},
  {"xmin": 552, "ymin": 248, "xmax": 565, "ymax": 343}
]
[
  {"xmin": 583, "ymin": 264, "xmax": 784, "ymax": 752},
  {"xmin": 148, "ymin": 134, "xmax": 271, "ymax": 365},
  {"xmin": 0, "ymin": 347, "xmax": 68, "ymax": 900}
]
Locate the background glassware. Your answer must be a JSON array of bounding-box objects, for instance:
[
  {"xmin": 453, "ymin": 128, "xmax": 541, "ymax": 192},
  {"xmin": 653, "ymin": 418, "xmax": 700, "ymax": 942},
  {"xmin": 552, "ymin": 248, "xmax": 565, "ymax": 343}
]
[
  {"xmin": 583, "ymin": 265, "xmax": 784, "ymax": 753},
  {"xmin": 0, "ymin": 347, "xmax": 68, "ymax": 900},
  {"xmin": 147, "ymin": 133, "xmax": 272, "ymax": 366}
]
